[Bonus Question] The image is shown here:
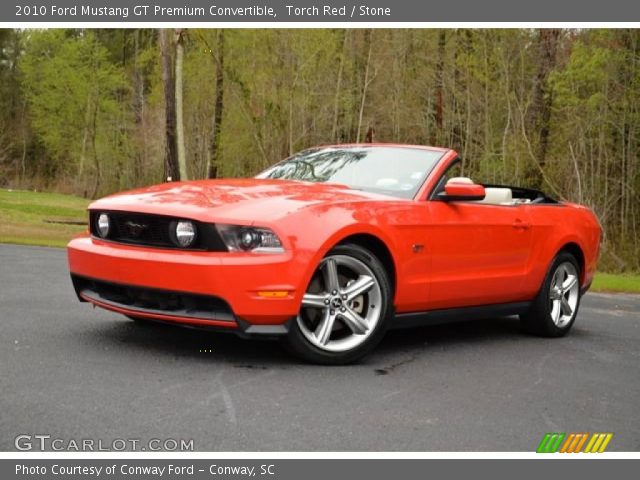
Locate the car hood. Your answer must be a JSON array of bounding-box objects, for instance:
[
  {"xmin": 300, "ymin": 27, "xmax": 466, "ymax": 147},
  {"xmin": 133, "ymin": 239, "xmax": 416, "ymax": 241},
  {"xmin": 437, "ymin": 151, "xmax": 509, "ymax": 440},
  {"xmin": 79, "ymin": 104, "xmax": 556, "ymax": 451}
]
[{"xmin": 89, "ymin": 178, "xmax": 396, "ymax": 224}]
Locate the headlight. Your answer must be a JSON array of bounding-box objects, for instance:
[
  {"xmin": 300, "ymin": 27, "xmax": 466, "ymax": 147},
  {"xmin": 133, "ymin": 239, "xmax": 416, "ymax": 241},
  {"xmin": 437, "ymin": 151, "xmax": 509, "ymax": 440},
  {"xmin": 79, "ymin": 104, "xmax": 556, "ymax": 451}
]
[
  {"xmin": 172, "ymin": 220, "xmax": 197, "ymax": 247},
  {"xmin": 96, "ymin": 213, "xmax": 110, "ymax": 238},
  {"xmin": 216, "ymin": 224, "xmax": 284, "ymax": 253}
]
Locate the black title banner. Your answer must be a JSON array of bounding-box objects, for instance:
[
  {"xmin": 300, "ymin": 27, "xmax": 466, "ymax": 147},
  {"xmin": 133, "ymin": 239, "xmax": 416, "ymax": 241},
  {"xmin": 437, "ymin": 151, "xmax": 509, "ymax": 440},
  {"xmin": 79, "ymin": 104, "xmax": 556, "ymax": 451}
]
[{"xmin": 5, "ymin": 0, "xmax": 640, "ymax": 22}]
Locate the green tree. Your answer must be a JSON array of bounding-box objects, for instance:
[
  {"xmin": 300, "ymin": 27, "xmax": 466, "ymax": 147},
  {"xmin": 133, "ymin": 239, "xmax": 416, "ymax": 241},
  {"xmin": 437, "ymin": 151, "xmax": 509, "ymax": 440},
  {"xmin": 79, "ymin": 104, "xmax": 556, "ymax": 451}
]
[{"xmin": 20, "ymin": 30, "xmax": 127, "ymax": 196}]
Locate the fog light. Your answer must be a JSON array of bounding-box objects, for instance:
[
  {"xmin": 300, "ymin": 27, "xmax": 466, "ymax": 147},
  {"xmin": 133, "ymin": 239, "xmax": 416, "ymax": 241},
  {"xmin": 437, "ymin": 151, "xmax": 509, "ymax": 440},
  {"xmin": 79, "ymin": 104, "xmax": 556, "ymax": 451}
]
[
  {"xmin": 96, "ymin": 213, "xmax": 110, "ymax": 238},
  {"xmin": 175, "ymin": 221, "xmax": 196, "ymax": 247}
]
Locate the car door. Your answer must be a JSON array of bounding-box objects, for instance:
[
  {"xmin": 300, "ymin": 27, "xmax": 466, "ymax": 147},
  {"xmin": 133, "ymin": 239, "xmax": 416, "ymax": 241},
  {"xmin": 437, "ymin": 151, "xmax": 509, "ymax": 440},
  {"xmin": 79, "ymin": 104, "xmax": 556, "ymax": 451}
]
[
  {"xmin": 425, "ymin": 201, "xmax": 533, "ymax": 309},
  {"xmin": 423, "ymin": 169, "xmax": 533, "ymax": 310}
]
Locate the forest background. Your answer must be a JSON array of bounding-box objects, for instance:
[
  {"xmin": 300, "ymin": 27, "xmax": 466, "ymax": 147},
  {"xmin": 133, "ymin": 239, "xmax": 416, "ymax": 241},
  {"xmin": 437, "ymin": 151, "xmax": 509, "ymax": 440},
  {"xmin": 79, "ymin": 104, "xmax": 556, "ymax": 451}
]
[{"xmin": 0, "ymin": 28, "xmax": 638, "ymax": 272}]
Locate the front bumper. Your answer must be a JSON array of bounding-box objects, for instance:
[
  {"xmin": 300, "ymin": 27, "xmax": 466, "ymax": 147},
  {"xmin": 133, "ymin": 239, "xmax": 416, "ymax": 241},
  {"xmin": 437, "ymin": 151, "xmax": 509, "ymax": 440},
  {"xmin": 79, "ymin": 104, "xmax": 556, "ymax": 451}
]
[{"xmin": 67, "ymin": 235, "xmax": 309, "ymax": 333}]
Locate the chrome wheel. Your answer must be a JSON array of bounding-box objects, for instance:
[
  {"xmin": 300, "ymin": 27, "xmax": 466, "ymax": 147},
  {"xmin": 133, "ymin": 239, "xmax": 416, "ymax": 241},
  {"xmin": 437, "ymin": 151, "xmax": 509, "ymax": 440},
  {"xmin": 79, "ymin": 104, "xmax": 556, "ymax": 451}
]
[
  {"xmin": 548, "ymin": 261, "xmax": 579, "ymax": 328},
  {"xmin": 297, "ymin": 254, "xmax": 383, "ymax": 353}
]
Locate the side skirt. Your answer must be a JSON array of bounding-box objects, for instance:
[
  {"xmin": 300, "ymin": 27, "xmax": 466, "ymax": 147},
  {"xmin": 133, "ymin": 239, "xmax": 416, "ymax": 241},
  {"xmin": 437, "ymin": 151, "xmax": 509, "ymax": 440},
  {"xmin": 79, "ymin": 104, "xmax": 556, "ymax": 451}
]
[{"xmin": 392, "ymin": 302, "xmax": 532, "ymax": 330}]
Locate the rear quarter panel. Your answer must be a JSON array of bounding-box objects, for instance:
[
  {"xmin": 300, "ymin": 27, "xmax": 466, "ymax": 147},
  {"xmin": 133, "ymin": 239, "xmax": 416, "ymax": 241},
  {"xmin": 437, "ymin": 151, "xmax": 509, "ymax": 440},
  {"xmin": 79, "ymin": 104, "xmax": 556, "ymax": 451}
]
[{"xmin": 523, "ymin": 203, "xmax": 601, "ymax": 297}]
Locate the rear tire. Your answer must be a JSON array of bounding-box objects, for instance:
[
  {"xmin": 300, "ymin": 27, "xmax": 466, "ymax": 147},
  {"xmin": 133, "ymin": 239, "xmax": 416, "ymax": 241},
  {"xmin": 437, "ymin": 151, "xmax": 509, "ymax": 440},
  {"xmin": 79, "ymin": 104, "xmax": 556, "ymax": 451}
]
[
  {"xmin": 520, "ymin": 251, "xmax": 582, "ymax": 337},
  {"xmin": 283, "ymin": 243, "xmax": 393, "ymax": 365}
]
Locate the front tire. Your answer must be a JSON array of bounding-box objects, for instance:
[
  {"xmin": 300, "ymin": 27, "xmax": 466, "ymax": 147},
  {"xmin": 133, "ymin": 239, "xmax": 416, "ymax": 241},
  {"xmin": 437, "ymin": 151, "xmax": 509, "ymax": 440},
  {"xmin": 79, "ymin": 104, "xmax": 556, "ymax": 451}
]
[
  {"xmin": 283, "ymin": 243, "xmax": 393, "ymax": 364},
  {"xmin": 520, "ymin": 252, "xmax": 582, "ymax": 337}
]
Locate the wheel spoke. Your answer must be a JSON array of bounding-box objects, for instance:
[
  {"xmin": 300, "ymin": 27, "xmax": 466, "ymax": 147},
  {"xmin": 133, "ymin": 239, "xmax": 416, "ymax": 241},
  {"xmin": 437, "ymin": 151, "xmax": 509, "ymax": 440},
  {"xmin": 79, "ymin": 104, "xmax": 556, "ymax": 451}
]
[
  {"xmin": 296, "ymin": 253, "xmax": 384, "ymax": 353},
  {"xmin": 339, "ymin": 307, "xmax": 368, "ymax": 335},
  {"xmin": 560, "ymin": 297, "xmax": 573, "ymax": 316},
  {"xmin": 553, "ymin": 265, "xmax": 565, "ymax": 289},
  {"xmin": 552, "ymin": 300, "xmax": 562, "ymax": 323},
  {"xmin": 314, "ymin": 310, "xmax": 335, "ymax": 346},
  {"xmin": 302, "ymin": 293, "xmax": 327, "ymax": 310},
  {"xmin": 562, "ymin": 274, "xmax": 577, "ymax": 293},
  {"xmin": 323, "ymin": 258, "xmax": 340, "ymax": 293},
  {"xmin": 343, "ymin": 275, "xmax": 375, "ymax": 301}
]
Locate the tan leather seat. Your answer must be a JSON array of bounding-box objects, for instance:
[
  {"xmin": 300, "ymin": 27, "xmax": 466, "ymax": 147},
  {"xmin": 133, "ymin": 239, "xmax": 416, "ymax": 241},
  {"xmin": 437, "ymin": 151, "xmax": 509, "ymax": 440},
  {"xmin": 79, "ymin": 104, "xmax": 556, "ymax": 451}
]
[
  {"xmin": 446, "ymin": 177, "xmax": 513, "ymax": 205},
  {"xmin": 447, "ymin": 177, "xmax": 474, "ymax": 185},
  {"xmin": 476, "ymin": 187, "xmax": 513, "ymax": 205}
]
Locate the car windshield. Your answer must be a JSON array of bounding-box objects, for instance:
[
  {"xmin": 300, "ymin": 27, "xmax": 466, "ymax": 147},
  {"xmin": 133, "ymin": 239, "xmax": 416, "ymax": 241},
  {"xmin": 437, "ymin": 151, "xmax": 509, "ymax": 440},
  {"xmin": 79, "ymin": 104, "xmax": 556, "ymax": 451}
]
[{"xmin": 256, "ymin": 146, "xmax": 445, "ymax": 199}]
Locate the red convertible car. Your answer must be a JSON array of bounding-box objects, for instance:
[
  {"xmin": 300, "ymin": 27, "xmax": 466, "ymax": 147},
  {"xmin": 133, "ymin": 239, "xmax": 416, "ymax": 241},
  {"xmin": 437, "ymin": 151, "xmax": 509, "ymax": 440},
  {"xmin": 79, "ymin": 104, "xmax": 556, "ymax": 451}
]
[{"xmin": 67, "ymin": 145, "xmax": 601, "ymax": 364}]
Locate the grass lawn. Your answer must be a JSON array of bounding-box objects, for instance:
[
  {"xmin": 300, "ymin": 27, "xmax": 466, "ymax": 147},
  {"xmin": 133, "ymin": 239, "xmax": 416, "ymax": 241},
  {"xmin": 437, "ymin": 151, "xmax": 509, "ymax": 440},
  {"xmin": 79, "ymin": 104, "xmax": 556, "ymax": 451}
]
[
  {"xmin": 591, "ymin": 273, "xmax": 640, "ymax": 294},
  {"xmin": 0, "ymin": 187, "xmax": 638, "ymax": 293},
  {"xmin": 0, "ymin": 188, "xmax": 89, "ymax": 248}
]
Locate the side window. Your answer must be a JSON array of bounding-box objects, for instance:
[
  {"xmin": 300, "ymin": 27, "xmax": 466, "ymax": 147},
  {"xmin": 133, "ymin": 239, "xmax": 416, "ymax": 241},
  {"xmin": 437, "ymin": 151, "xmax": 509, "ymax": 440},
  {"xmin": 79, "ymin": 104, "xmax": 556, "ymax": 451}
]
[
  {"xmin": 430, "ymin": 160, "xmax": 463, "ymax": 199},
  {"xmin": 442, "ymin": 162, "xmax": 464, "ymax": 184}
]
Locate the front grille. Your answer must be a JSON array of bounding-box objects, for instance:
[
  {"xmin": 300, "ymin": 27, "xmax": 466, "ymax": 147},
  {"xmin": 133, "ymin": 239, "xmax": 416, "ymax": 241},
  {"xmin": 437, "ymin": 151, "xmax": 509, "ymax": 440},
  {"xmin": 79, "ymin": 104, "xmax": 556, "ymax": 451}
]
[
  {"xmin": 89, "ymin": 211, "xmax": 227, "ymax": 251},
  {"xmin": 72, "ymin": 275, "xmax": 235, "ymax": 322},
  {"xmin": 111, "ymin": 212, "xmax": 172, "ymax": 246}
]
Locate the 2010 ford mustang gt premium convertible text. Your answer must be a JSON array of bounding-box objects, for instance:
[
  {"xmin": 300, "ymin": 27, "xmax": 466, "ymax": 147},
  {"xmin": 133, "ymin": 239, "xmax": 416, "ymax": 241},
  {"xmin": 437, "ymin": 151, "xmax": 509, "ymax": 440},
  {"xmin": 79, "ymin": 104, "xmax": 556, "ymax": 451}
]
[{"xmin": 67, "ymin": 145, "xmax": 601, "ymax": 364}]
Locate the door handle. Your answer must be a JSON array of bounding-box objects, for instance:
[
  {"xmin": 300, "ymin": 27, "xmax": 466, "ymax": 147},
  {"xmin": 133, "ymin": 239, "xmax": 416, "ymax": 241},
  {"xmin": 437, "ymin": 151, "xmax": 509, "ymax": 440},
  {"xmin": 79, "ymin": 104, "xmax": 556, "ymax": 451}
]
[{"xmin": 513, "ymin": 219, "xmax": 531, "ymax": 230}]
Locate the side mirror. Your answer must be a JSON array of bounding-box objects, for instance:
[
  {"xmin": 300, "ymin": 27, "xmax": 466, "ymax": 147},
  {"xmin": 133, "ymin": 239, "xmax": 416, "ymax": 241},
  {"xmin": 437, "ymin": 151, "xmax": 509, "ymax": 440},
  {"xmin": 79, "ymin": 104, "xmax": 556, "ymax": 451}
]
[{"xmin": 439, "ymin": 182, "xmax": 486, "ymax": 202}]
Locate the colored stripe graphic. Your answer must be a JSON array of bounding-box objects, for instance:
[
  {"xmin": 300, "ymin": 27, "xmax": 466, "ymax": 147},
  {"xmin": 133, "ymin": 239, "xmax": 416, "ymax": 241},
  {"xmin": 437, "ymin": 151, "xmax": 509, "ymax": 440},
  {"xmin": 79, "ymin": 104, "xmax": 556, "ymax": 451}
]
[
  {"xmin": 538, "ymin": 433, "xmax": 613, "ymax": 453},
  {"xmin": 584, "ymin": 433, "xmax": 613, "ymax": 453},
  {"xmin": 559, "ymin": 434, "xmax": 575, "ymax": 453},
  {"xmin": 537, "ymin": 433, "xmax": 566, "ymax": 453},
  {"xmin": 573, "ymin": 433, "xmax": 590, "ymax": 452},
  {"xmin": 560, "ymin": 433, "xmax": 589, "ymax": 453}
]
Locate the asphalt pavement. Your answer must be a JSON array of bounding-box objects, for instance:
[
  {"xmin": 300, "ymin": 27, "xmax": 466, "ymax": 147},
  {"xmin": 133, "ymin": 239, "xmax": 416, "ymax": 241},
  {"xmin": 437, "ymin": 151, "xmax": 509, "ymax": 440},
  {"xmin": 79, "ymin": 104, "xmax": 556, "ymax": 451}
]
[{"xmin": 1, "ymin": 244, "xmax": 639, "ymax": 451}]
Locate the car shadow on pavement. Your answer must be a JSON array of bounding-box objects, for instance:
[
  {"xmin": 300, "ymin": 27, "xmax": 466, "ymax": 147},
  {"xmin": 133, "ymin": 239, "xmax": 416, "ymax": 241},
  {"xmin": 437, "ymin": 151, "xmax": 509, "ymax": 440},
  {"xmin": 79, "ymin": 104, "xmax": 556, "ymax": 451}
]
[
  {"xmin": 81, "ymin": 314, "xmax": 546, "ymax": 370},
  {"xmin": 382, "ymin": 316, "xmax": 525, "ymax": 350},
  {"xmin": 85, "ymin": 317, "xmax": 294, "ymax": 367}
]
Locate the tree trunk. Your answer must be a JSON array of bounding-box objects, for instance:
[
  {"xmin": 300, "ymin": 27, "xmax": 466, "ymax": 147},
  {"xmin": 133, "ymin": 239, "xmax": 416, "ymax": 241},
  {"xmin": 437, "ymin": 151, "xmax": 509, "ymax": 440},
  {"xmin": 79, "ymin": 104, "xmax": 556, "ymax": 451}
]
[
  {"xmin": 431, "ymin": 30, "xmax": 446, "ymax": 145},
  {"xmin": 132, "ymin": 29, "xmax": 145, "ymax": 182},
  {"xmin": 356, "ymin": 29, "xmax": 373, "ymax": 143},
  {"xmin": 159, "ymin": 28, "xmax": 179, "ymax": 182},
  {"xmin": 208, "ymin": 30, "xmax": 225, "ymax": 179},
  {"xmin": 331, "ymin": 30, "xmax": 347, "ymax": 143},
  {"xmin": 90, "ymin": 93, "xmax": 101, "ymax": 199},
  {"xmin": 79, "ymin": 91, "xmax": 92, "ymax": 176},
  {"xmin": 528, "ymin": 28, "xmax": 561, "ymax": 188},
  {"xmin": 174, "ymin": 28, "xmax": 188, "ymax": 181}
]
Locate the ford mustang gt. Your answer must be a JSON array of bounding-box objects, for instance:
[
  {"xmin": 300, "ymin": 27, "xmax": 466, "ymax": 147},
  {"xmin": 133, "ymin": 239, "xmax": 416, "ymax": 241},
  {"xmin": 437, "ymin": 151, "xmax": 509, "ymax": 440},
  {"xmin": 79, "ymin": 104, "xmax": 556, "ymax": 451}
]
[{"xmin": 67, "ymin": 145, "xmax": 601, "ymax": 364}]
